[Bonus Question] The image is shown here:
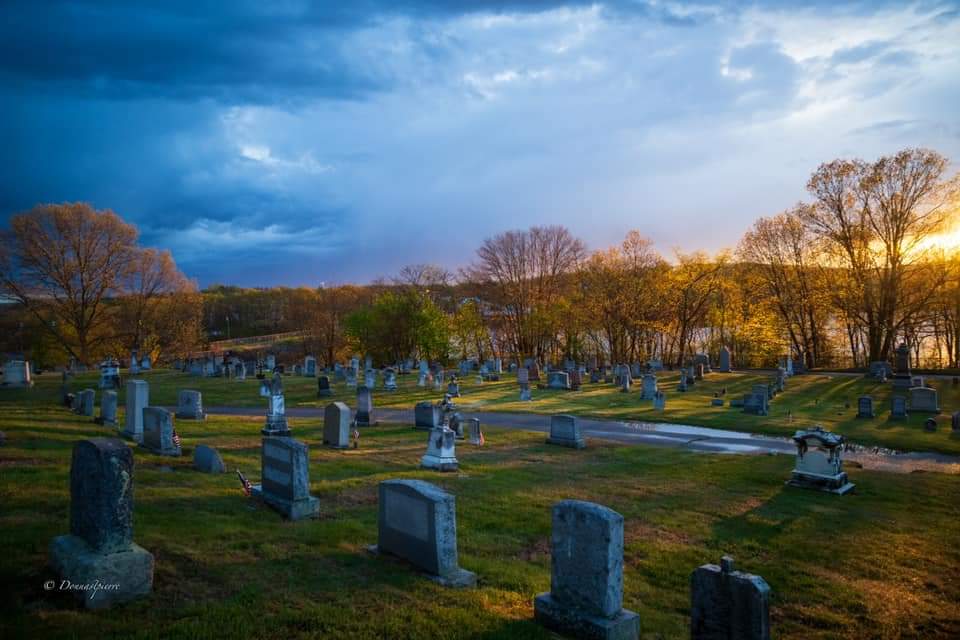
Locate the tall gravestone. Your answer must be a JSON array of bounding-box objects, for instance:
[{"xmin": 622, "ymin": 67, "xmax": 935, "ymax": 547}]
[
  {"xmin": 718, "ymin": 346, "xmax": 731, "ymax": 373},
  {"xmin": 317, "ymin": 375, "xmax": 332, "ymax": 397},
  {"xmin": 262, "ymin": 373, "xmax": 290, "ymax": 436},
  {"xmin": 251, "ymin": 437, "xmax": 320, "ymax": 520},
  {"xmin": 547, "ymin": 414, "xmax": 586, "ymax": 449},
  {"xmin": 304, "ymin": 356, "xmax": 317, "ymax": 377},
  {"xmin": 892, "ymin": 343, "xmax": 912, "ymax": 389},
  {"xmin": 122, "ymin": 379, "xmax": 149, "ymax": 443},
  {"xmin": 787, "ymin": 426, "xmax": 854, "ymax": 494},
  {"xmin": 534, "ymin": 500, "xmax": 639, "ymax": 640},
  {"xmin": 175, "ymin": 389, "xmax": 205, "ymax": 420},
  {"xmin": 323, "ymin": 402, "xmax": 351, "ymax": 449},
  {"xmin": 856, "ymin": 395, "xmax": 874, "ymax": 419},
  {"xmin": 640, "ymin": 374, "xmax": 657, "ymax": 400},
  {"xmin": 421, "ymin": 425, "xmax": 459, "ymax": 471},
  {"xmin": 691, "ymin": 555, "xmax": 771, "ymax": 640},
  {"xmin": 371, "ymin": 479, "xmax": 476, "ymax": 587},
  {"xmin": 98, "ymin": 390, "xmax": 118, "ymax": 426},
  {"xmin": 78, "ymin": 389, "xmax": 96, "ymax": 417},
  {"xmin": 140, "ymin": 407, "xmax": 182, "ymax": 457},
  {"xmin": 890, "ymin": 395, "xmax": 908, "ymax": 419},
  {"xmin": 415, "ymin": 401, "xmax": 441, "ymax": 430},
  {"xmin": 49, "ymin": 438, "xmax": 154, "ymax": 609},
  {"xmin": 355, "ymin": 386, "xmax": 374, "ymax": 426}
]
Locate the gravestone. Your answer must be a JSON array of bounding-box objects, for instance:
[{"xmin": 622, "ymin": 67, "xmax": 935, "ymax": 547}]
[
  {"xmin": 718, "ymin": 346, "xmax": 731, "ymax": 373},
  {"xmin": 547, "ymin": 371, "xmax": 571, "ymax": 390},
  {"xmin": 691, "ymin": 555, "xmax": 771, "ymax": 640},
  {"xmin": 924, "ymin": 417, "xmax": 937, "ymax": 432},
  {"xmin": 317, "ymin": 375, "xmax": 332, "ymax": 397},
  {"xmin": 909, "ymin": 386, "xmax": 940, "ymax": 413},
  {"xmin": 355, "ymin": 386, "xmax": 374, "ymax": 426},
  {"xmin": 262, "ymin": 373, "xmax": 290, "ymax": 436},
  {"xmin": 265, "ymin": 354, "xmax": 276, "ymax": 371},
  {"xmin": 640, "ymin": 374, "xmax": 658, "ymax": 400},
  {"xmin": 678, "ymin": 373, "xmax": 688, "ymax": 392},
  {"xmin": 193, "ymin": 444, "xmax": 226, "ymax": 473},
  {"xmin": 742, "ymin": 385, "xmax": 768, "ymax": 416},
  {"xmin": 787, "ymin": 426, "xmax": 854, "ymax": 494},
  {"xmin": 466, "ymin": 419, "xmax": 483, "ymax": 445},
  {"xmin": 630, "ymin": 362, "xmax": 642, "ymax": 378},
  {"xmin": 49, "ymin": 438, "xmax": 154, "ymax": 609},
  {"xmin": 590, "ymin": 369, "xmax": 601, "ymax": 384},
  {"xmin": 140, "ymin": 407, "xmax": 182, "ymax": 457},
  {"xmin": 372, "ymin": 479, "xmax": 476, "ymax": 587},
  {"xmin": 304, "ymin": 356, "xmax": 317, "ymax": 377},
  {"xmin": 518, "ymin": 367, "xmax": 530, "ymax": 385},
  {"xmin": 890, "ymin": 395, "xmax": 908, "ymax": 419},
  {"xmin": 421, "ymin": 426, "xmax": 459, "ymax": 471},
  {"xmin": 856, "ymin": 396, "xmax": 874, "ymax": 419},
  {"xmin": 2, "ymin": 360, "xmax": 33, "ymax": 387},
  {"xmin": 99, "ymin": 358, "xmax": 120, "ymax": 389},
  {"xmin": 569, "ymin": 369, "xmax": 582, "ymax": 390},
  {"xmin": 384, "ymin": 369, "xmax": 398, "ymax": 391},
  {"xmin": 323, "ymin": 402, "xmax": 351, "ymax": 449},
  {"xmin": 528, "ymin": 362, "xmax": 541, "ymax": 381},
  {"xmin": 620, "ymin": 366, "xmax": 632, "ymax": 393},
  {"xmin": 654, "ymin": 391, "xmax": 666, "ymax": 411},
  {"xmin": 175, "ymin": 390, "xmax": 205, "ymax": 420},
  {"xmin": 122, "ymin": 379, "xmax": 149, "ymax": 443},
  {"xmin": 78, "ymin": 389, "xmax": 96, "ymax": 417},
  {"xmin": 345, "ymin": 368, "xmax": 358, "ymax": 388},
  {"xmin": 98, "ymin": 390, "xmax": 118, "ymax": 426},
  {"xmin": 534, "ymin": 500, "xmax": 639, "ymax": 640},
  {"xmin": 695, "ymin": 363, "xmax": 705, "ymax": 380},
  {"xmin": 365, "ymin": 370, "xmax": 376, "ymax": 389},
  {"xmin": 251, "ymin": 437, "xmax": 320, "ymax": 520},
  {"xmin": 547, "ymin": 414, "xmax": 586, "ymax": 449},
  {"xmin": 868, "ymin": 361, "xmax": 892, "ymax": 379},
  {"xmin": 687, "ymin": 365, "xmax": 697, "ymax": 387},
  {"xmin": 415, "ymin": 401, "xmax": 441, "ymax": 430},
  {"xmin": 520, "ymin": 383, "xmax": 532, "ymax": 401},
  {"xmin": 447, "ymin": 381, "xmax": 460, "ymax": 398},
  {"xmin": 892, "ymin": 343, "xmax": 912, "ymax": 389}
]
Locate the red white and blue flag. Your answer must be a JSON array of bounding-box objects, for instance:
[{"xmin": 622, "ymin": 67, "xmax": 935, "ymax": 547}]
[
  {"xmin": 172, "ymin": 429, "xmax": 181, "ymax": 448},
  {"xmin": 236, "ymin": 469, "xmax": 252, "ymax": 497}
]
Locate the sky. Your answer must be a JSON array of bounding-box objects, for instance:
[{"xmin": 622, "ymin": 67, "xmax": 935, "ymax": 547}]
[{"xmin": 2, "ymin": 1, "xmax": 959, "ymax": 288}]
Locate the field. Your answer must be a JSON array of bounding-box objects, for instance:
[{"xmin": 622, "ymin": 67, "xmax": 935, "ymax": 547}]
[
  {"xmin": 26, "ymin": 367, "xmax": 960, "ymax": 455},
  {"xmin": 1, "ymin": 380, "xmax": 959, "ymax": 639}
]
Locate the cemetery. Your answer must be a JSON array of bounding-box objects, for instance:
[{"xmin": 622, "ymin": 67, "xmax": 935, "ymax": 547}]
[{"xmin": 2, "ymin": 4, "xmax": 960, "ymax": 636}]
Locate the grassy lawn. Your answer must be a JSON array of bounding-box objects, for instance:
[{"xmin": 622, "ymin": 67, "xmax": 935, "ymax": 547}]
[
  {"xmin": 1, "ymin": 391, "xmax": 959, "ymax": 639},
  {"xmin": 30, "ymin": 367, "xmax": 960, "ymax": 456}
]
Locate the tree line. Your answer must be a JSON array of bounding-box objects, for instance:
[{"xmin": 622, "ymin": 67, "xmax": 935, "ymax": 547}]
[{"xmin": 2, "ymin": 148, "xmax": 958, "ymax": 370}]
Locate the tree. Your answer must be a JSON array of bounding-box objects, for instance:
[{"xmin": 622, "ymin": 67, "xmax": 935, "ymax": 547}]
[
  {"xmin": 470, "ymin": 225, "xmax": 586, "ymax": 360},
  {"xmin": 118, "ymin": 248, "xmax": 194, "ymax": 355},
  {"xmin": 345, "ymin": 289, "xmax": 450, "ymax": 364},
  {"xmin": 0, "ymin": 202, "xmax": 137, "ymax": 363},
  {"xmin": 803, "ymin": 148, "xmax": 955, "ymax": 362}
]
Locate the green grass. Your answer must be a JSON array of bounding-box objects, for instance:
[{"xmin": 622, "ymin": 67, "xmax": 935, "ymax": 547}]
[
  {"xmin": 29, "ymin": 367, "xmax": 960, "ymax": 455},
  {"xmin": 1, "ymin": 389, "xmax": 959, "ymax": 638}
]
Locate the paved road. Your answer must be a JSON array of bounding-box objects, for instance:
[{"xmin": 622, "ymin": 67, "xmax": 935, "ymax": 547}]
[{"xmin": 202, "ymin": 405, "xmax": 960, "ymax": 474}]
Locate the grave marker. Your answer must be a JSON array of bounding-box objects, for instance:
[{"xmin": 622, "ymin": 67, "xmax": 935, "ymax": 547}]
[
  {"xmin": 691, "ymin": 556, "xmax": 770, "ymax": 640},
  {"xmin": 547, "ymin": 414, "xmax": 585, "ymax": 449},
  {"xmin": 251, "ymin": 437, "xmax": 320, "ymax": 520},
  {"xmin": 122, "ymin": 379, "xmax": 149, "ymax": 443},
  {"xmin": 323, "ymin": 402, "xmax": 351, "ymax": 449}
]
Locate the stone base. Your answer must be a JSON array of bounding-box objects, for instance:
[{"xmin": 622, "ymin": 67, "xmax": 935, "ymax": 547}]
[
  {"xmin": 94, "ymin": 418, "xmax": 118, "ymax": 427},
  {"xmin": 49, "ymin": 535, "xmax": 154, "ymax": 610},
  {"xmin": 2, "ymin": 382, "xmax": 34, "ymax": 388},
  {"xmin": 261, "ymin": 427, "xmax": 291, "ymax": 437},
  {"xmin": 120, "ymin": 429, "xmax": 142, "ymax": 444},
  {"xmin": 420, "ymin": 454, "xmax": 459, "ymax": 471},
  {"xmin": 355, "ymin": 412, "xmax": 377, "ymax": 427},
  {"xmin": 546, "ymin": 437, "xmax": 586, "ymax": 449},
  {"xmin": 787, "ymin": 471, "xmax": 855, "ymax": 495},
  {"xmin": 138, "ymin": 443, "xmax": 182, "ymax": 457},
  {"xmin": 251, "ymin": 484, "xmax": 320, "ymax": 520},
  {"xmin": 534, "ymin": 593, "xmax": 639, "ymax": 640},
  {"xmin": 366, "ymin": 545, "xmax": 477, "ymax": 588}
]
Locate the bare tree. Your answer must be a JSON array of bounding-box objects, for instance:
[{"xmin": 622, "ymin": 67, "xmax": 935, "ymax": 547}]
[{"xmin": 0, "ymin": 203, "xmax": 137, "ymax": 363}]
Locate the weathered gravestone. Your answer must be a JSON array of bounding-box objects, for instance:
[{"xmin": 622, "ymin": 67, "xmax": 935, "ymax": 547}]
[
  {"xmin": 365, "ymin": 370, "xmax": 376, "ymax": 389},
  {"xmin": 654, "ymin": 391, "xmax": 666, "ymax": 411},
  {"xmin": 718, "ymin": 346, "xmax": 732, "ymax": 373},
  {"xmin": 518, "ymin": 367, "xmax": 530, "ymax": 385},
  {"xmin": 695, "ymin": 363, "xmax": 705, "ymax": 380},
  {"xmin": 892, "ymin": 343, "xmax": 912, "ymax": 389},
  {"xmin": 520, "ymin": 383, "xmax": 532, "ymax": 401},
  {"xmin": 691, "ymin": 555, "xmax": 770, "ymax": 640},
  {"xmin": 193, "ymin": 444, "xmax": 226, "ymax": 473},
  {"xmin": 909, "ymin": 386, "xmax": 940, "ymax": 413},
  {"xmin": 421, "ymin": 425, "xmax": 459, "ymax": 471},
  {"xmin": 547, "ymin": 414, "xmax": 586, "ymax": 449},
  {"xmin": 49, "ymin": 438, "xmax": 154, "ymax": 609},
  {"xmin": 868, "ymin": 361, "xmax": 892, "ymax": 379},
  {"xmin": 547, "ymin": 371, "xmax": 571, "ymax": 390},
  {"xmin": 529, "ymin": 362, "xmax": 541, "ymax": 381},
  {"xmin": 742, "ymin": 385, "xmax": 769, "ymax": 416},
  {"xmin": 384, "ymin": 369, "xmax": 398, "ymax": 391},
  {"xmin": 122, "ymin": 379, "xmax": 149, "ymax": 443},
  {"xmin": 355, "ymin": 386, "xmax": 374, "ymax": 426},
  {"xmin": 140, "ymin": 407, "xmax": 182, "ymax": 457},
  {"xmin": 447, "ymin": 381, "xmax": 460, "ymax": 397},
  {"xmin": 640, "ymin": 374, "xmax": 658, "ymax": 400},
  {"xmin": 466, "ymin": 418, "xmax": 483, "ymax": 445},
  {"xmin": 415, "ymin": 401, "xmax": 441, "ymax": 431},
  {"xmin": 78, "ymin": 389, "xmax": 95, "ymax": 417},
  {"xmin": 678, "ymin": 372, "xmax": 688, "ymax": 392},
  {"xmin": 323, "ymin": 402, "xmax": 351, "ymax": 449},
  {"xmin": 620, "ymin": 366, "xmax": 632, "ymax": 393},
  {"xmin": 856, "ymin": 395, "xmax": 874, "ymax": 419},
  {"xmin": 99, "ymin": 358, "xmax": 120, "ymax": 389},
  {"xmin": 317, "ymin": 375, "xmax": 332, "ymax": 397},
  {"xmin": 265, "ymin": 354, "xmax": 276, "ymax": 371},
  {"xmin": 787, "ymin": 426, "xmax": 854, "ymax": 495},
  {"xmin": 175, "ymin": 390, "xmax": 205, "ymax": 420},
  {"xmin": 569, "ymin": 369, "xmax": 582, "ymax": 390},
  {"xmin": 304, "ymin": 356, "xmax": 317, "ymax": 377},
  {"xmin": 890, "ymin": 395, "xmax": 908, "ymax": 419},
  {"xmin": 262, "ymin": 373, "xmax": 290, "ymax": 436},
  {"xmin": 371, "ymin": 479, "xmax": 476, "ymax": 587},
  {"xmin": 3, "ymin": 360, "xmax": 33, "ymax": 387},
  {"xmin": 534, "ymin": 500, "xmax": 640, "ymax": 640},
  {"xmin": 251, "ymin": 437, "xmax": 320, "ymax": 520},
  {"xmin": 97, "ymin": 390, "xmax": 118, "ymax": 426},
  {"xmin": 590, "ymin": 368, "xmax": 602, "ymax": 384}
]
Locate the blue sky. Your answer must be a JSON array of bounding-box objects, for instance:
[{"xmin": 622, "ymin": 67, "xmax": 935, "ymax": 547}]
[{"xmin": 2, "ymin": 1, "xmax": 958, "ymax": 287}]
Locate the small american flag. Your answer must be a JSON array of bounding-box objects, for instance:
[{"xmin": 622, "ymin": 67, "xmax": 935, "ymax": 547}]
[
  {"xmin": 236, "ymin": 469, "xmax": 252, "ymax": 497},
  {"xmin": 172, "ymin": 429, "xmax": 181, "ymax": 448},
  {"xmin": 352, "ymin": 429, "xmax": 360, "ymax": 449},
  {"xmin": 479, "ymin": 430, "xmax": 485, "ymax": 446}
]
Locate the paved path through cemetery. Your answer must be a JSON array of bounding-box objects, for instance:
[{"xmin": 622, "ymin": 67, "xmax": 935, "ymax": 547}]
[{"xmin": 202, "ymin": 406, "xmax": 960, "ymax": 475}]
